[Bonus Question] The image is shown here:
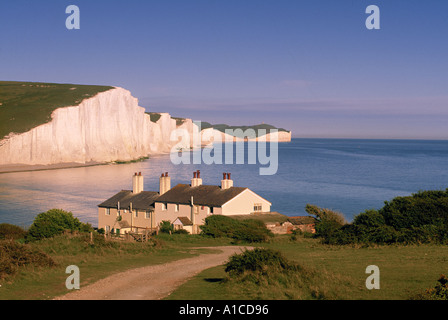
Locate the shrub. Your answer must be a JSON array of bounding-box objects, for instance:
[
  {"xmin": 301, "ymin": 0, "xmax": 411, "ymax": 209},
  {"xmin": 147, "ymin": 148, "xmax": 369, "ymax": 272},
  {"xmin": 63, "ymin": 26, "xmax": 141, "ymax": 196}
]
[
  {"xmin": 380, "ymin": 189, "xmax": 448, "ymax": 230},
  {"xmin": 353, "ymin": 210, "xmax": 385, "ymax": 228},
  {"xmin": 200, "ymin": 215, "xmax": 272, "ymax": 243},
  {"xmin": 0, "ymin": 224, "xmax": 27, "ymax": 240},
  {"xmin": 26, "ymin": 209, "xmax": 93, "ymax": 242},
  {"xmin": 412, "ymin": 274, "xmax": 448, "ymax": 300},
  {"xmin": 305, "ymin": 204, "xmax": 346, "ymax": 241},
  {"xmin": 173, "ymin": 229, "xmax": 189, "ymax": 235},
  {"xmin": 225, "ymin": 248, "xmax": 295, "ymax": 276},
  {"xmin": 0, "ymin": 240, "xmax": 56, "ymax": 280},
  {"xmin": 159, "ymin": 220, "xmax": 174, "ymax": 234}
]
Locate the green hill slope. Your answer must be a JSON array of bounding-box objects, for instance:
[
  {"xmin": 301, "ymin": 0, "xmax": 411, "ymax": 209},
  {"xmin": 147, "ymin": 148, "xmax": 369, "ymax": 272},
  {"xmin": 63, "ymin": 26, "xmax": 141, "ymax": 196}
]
[{"xmin": 0, "ymin": 81, "xmax": 114, "ymax": 139}]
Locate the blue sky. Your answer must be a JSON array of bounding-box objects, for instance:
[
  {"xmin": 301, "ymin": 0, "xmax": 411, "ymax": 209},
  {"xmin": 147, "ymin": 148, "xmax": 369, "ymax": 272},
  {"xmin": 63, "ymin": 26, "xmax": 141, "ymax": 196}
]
[{"xmin": 1, "ymin": 0, "xmax": 447, "ymax": 139}]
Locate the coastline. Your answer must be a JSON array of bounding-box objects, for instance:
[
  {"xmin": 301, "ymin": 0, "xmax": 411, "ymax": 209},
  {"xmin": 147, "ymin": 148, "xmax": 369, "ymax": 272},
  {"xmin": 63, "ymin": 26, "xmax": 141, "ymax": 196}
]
[{"xmin": 0, "ymin": 161, "xmax": 105, "ymax": 175}]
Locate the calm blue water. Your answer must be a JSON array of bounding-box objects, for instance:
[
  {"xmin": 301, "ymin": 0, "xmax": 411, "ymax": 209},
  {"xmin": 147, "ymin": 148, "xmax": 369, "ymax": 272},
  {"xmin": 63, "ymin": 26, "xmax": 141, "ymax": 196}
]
[{"xmin": 1, "ymin": 139, "xmax": 447, "ymax": 228}]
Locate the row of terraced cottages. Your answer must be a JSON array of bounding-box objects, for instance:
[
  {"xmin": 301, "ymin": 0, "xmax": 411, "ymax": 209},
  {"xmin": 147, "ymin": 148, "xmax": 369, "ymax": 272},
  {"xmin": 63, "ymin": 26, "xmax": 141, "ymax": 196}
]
[{"xmin": 98, "ymin": 171, "xmax": 272, "ymax": 235}]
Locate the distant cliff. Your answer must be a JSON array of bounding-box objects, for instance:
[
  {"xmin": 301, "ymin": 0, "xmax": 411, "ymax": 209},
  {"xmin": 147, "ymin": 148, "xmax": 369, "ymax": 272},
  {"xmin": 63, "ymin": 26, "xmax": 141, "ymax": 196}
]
[{"xmin": 0, "ymin": 83, "xmax": 291, "ymax": 171}]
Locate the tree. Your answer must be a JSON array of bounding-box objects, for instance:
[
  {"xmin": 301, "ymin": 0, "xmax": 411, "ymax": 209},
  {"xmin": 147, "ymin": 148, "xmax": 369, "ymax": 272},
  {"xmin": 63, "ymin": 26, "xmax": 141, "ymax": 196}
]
[
  {"xmin": 26, "ymin": 209, "xmax": 92, "ymax": 241},
  {"xmin": 305, "ymin": 204, "xmax": 346, "ymax": 241},
  {"xmin": 159, "ymin": 220, "xmax": 174, "ymax": 234}
]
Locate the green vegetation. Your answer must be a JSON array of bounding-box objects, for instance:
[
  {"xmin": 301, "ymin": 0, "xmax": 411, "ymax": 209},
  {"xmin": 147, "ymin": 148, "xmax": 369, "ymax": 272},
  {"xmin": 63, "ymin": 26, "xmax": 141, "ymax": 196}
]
[
  {"xmin": 230, "ymin": 212, "xmax": 290, "ymax": 224},
  {"xmin": 146, "ymin": 112, "xmax": 162, "ymax": 123},
  {"xmin": 26, "ymin": 209, "xmax": 93, "ymax": 242},
  {"xmin": 0, "ymin": 81, "xmax": 113, "ymax": 139},
  {"xmin": 412, "ymin": 274, "xmax": 448, "ymax": 300},
  {"xmin": 167, "ymin": 236, "xmax": 448, "ymax": 300},
  {"xmin": 0, "ymin": 226, "xmax": 233, "ymax": 300},
  {"xmin": 0, "ymin": 240, "xmax": 56, "ymax": 281},
  {"xmin": 159, "ymin": 220, "xmax": 174, "ymax": 234},
  {"xmin": 224, "ymin": 248, "xmax": 294, "ymax": 276},
  {"xmin": 3, "ymin": 188, "xmax": 448, "ymax": 300},
  {"xmin": 305, "ymin": 204, "xmax": 346, "ymax": 242},
  {"xmin": 172, "ymin": 117, "xmax": 187, "ymax": 126},
  {"xmin": 0, "ymin": 224, "xmax": 27, "ymax": 240},
  {"xmin": 313, "ymin": 190, "xmax": 448, "ymax": 245},
  {"xmin": 200, "ymin": 215, "xmax": 272, "ymax": 243}
]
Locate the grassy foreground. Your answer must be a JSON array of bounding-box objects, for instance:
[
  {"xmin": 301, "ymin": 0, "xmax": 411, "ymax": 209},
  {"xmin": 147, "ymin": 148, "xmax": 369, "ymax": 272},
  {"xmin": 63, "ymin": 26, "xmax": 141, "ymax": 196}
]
[
  {"xmin": 0, "ymin": 233, "xmax": 232, "ymax": 300},
  {"xmin": 1, "ymin": 232, "xmax": 446, "ymax": 300},
  {"xmin": 166, "ymin": 235, "xmax": 448, "ymax": 300}
]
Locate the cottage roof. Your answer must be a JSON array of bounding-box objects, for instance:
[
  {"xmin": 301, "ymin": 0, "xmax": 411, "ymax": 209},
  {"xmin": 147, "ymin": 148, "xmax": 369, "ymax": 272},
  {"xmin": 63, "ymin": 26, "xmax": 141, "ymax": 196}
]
[
  {"xmin": 173, "ymin": 217, "xmax": 193, "ymax": 226},
  {"xmin": 156, "ymin": 184, "xmax": 247, "ymax": 207},
  {"xmin": 98, "ymin": 190, "xmax": 159, "ymax": 211}
]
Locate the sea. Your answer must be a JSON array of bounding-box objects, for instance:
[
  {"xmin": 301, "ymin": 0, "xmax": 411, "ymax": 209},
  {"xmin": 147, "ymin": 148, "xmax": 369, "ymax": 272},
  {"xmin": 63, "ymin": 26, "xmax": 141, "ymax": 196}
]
[{"xmin": 1, "ymin": 138, "xmax": 447, "ymax": 228}]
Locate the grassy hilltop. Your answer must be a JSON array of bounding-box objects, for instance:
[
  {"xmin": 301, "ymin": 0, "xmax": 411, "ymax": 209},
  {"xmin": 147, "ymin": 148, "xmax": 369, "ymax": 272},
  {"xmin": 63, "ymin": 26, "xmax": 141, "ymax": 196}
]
[{"xmin": 0, "ymin": 81, "xmax": 114, "ymax": 139}]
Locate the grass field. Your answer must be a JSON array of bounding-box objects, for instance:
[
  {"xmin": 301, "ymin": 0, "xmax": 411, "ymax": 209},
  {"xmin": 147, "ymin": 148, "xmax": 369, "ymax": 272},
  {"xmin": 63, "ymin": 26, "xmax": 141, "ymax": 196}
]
[
  {"xmin": 1, "ymin": 232, "xmax": 446, "ymax": 300},
  {"xmin": 0, "ymin": 233, "xmax": 233, "ymax": 300},
  {"xmin": 0, "ymin": 81, "xmax": 113, "ymax": 139},
  {"xmin": 166, "ymin": 235, "xmax": 448, "ymax": 300}
]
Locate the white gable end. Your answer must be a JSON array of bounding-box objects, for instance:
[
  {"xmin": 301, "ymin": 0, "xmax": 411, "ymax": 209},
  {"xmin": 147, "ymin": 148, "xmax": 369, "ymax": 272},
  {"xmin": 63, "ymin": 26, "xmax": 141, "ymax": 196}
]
[{"xmin": 221, "ymin": 189, "xmax": 271, "ymax": 216}]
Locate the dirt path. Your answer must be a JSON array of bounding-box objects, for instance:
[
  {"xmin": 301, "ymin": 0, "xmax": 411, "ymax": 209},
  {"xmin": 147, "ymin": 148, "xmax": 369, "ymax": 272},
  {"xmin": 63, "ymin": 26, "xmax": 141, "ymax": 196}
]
[{"xmin": 55, "ymin": 246, "xmax": 250, "ymax": 300}]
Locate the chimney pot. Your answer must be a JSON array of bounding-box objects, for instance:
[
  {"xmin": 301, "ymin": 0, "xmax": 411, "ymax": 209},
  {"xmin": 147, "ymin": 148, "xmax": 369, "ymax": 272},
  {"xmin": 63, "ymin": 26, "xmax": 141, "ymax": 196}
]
[
  {"xmin": 197, "ymin": 170, "xmax": 201, "ymax": 178},
  {"xmin": 227, "ymin": 173, "xmax": 231, "ymax": 180},
  {"xmin": 223, "ymin": 173, "xmax": 227, "ymax": 180},
  {"xmin": 193, "ymin": 172, "xmax": 197, "ymax": 178}
]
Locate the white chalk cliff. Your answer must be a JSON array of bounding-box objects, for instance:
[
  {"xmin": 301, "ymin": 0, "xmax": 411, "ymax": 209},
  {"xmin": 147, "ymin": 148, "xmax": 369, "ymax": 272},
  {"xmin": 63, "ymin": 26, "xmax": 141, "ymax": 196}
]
[
  {"xmin": 0, "ymin": 86, "xmax": 290, "ymax": 169},
  {"xmin": 0, "ymin": 87, "xmax": 199, "ymax": 167}
]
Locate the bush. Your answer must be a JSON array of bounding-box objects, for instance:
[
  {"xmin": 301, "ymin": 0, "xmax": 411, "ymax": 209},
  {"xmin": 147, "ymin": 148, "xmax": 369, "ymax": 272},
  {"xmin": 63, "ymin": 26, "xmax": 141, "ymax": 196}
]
[
  {"xmin": 26, "ymin": 209, "xmax": 93, "ymax": 242},
  {"xmin": 305, "ymin": 204, "xmax": 346, "ymax": 241},
  {"xmin": 412, "ymin": 274, "xmax": 448, "ymax": 300},
  {"xmin": 353, "ymin": 210, "xmax": 385, "ymax": 228},
  {"xmin": 315, "ymin": 189, "xmax": 448, "ymax": 246},
  {"xmin": 0, "ymin": 224, "xmax": 27, "ymax": 240},
  {"xmin": 173, "ymin": 229, "xmax": 189, "ymax": 235},
  {"xmin": 380, "ymin": 189, "xmax": 448, "ymax": 230},
  {"xmin": 159, "ymin": 220, "xmax": 174, "ymax": 234},
  {"xmin": 225, "ymin": 248, "xmax": 295, "ymax": 276},
  {"xmin": 0, "ymin": 240, "xmax": 56, "ymax": 280},
  {"xmin": 200, "ymin": 215, "xmax": 272, "ymax": 243}
]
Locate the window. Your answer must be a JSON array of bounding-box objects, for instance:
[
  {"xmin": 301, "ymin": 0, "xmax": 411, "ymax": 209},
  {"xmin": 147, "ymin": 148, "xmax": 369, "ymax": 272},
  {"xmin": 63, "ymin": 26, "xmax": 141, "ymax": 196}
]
[
  {"xmin": 175, "ymin": 204, "xmax": 179, "ymax": 212},
  {"xmin": 210, "ymin": 207, "xmax": 214, "ymax": 214},
  {"xmin": 134, "ymin": 210, "xmax": 138, "ymax": 218},
  {"xmin": 106, "ymin": 225, "xmax": 111, "ymax": 233},
  {"xmin": 145, "ymin": 211, "xmax": 151, "ymax": 219},
  {"xmin": 106, "ymin": 208, "xmax": 110, "ymax": 215},
  {"xmin": 162, "ymin": 203, "xmax": 167, "ymax": 211},
  {"xmin": 254, "ymin": 203, "xmax": 263, "ymax": 212}
]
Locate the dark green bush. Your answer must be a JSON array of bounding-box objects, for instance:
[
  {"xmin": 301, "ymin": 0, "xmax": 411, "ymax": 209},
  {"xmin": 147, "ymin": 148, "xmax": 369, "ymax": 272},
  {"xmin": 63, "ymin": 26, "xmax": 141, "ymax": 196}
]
[
  {"xmin": 159, "ymin": 220, "xmax": 174, "ymax": 234},
  {"xmin": 353, "ymin": 210, "xmax": 386, "ymax": 228},
  {"xmin": 26, "ymin": 209, "xmax": 93, "ymax": 242},
  {"xmin": 305, "ymin": 204, "xmax": 346, "ymax": 240},
  {"xmin": 173, "ymin": 229, "xmax": 189, "ymax": 235},
  {"xmin": 380, "ymin": 190, "xmax": 448, "ymax": 230},
  {"xmin": 0, "ymin": 224, "xmax": 27, "ymax": 240},
  {"xmin": 316, "ymin": 190, "xmax": 448, "ymax": 245},
  {"xmin": 225, "ymin": 248, "xmax": 295, "ymax": 276},
  {"xmin": 200, "ymin": 215, "xmax": 272, "ymax": 243}
]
